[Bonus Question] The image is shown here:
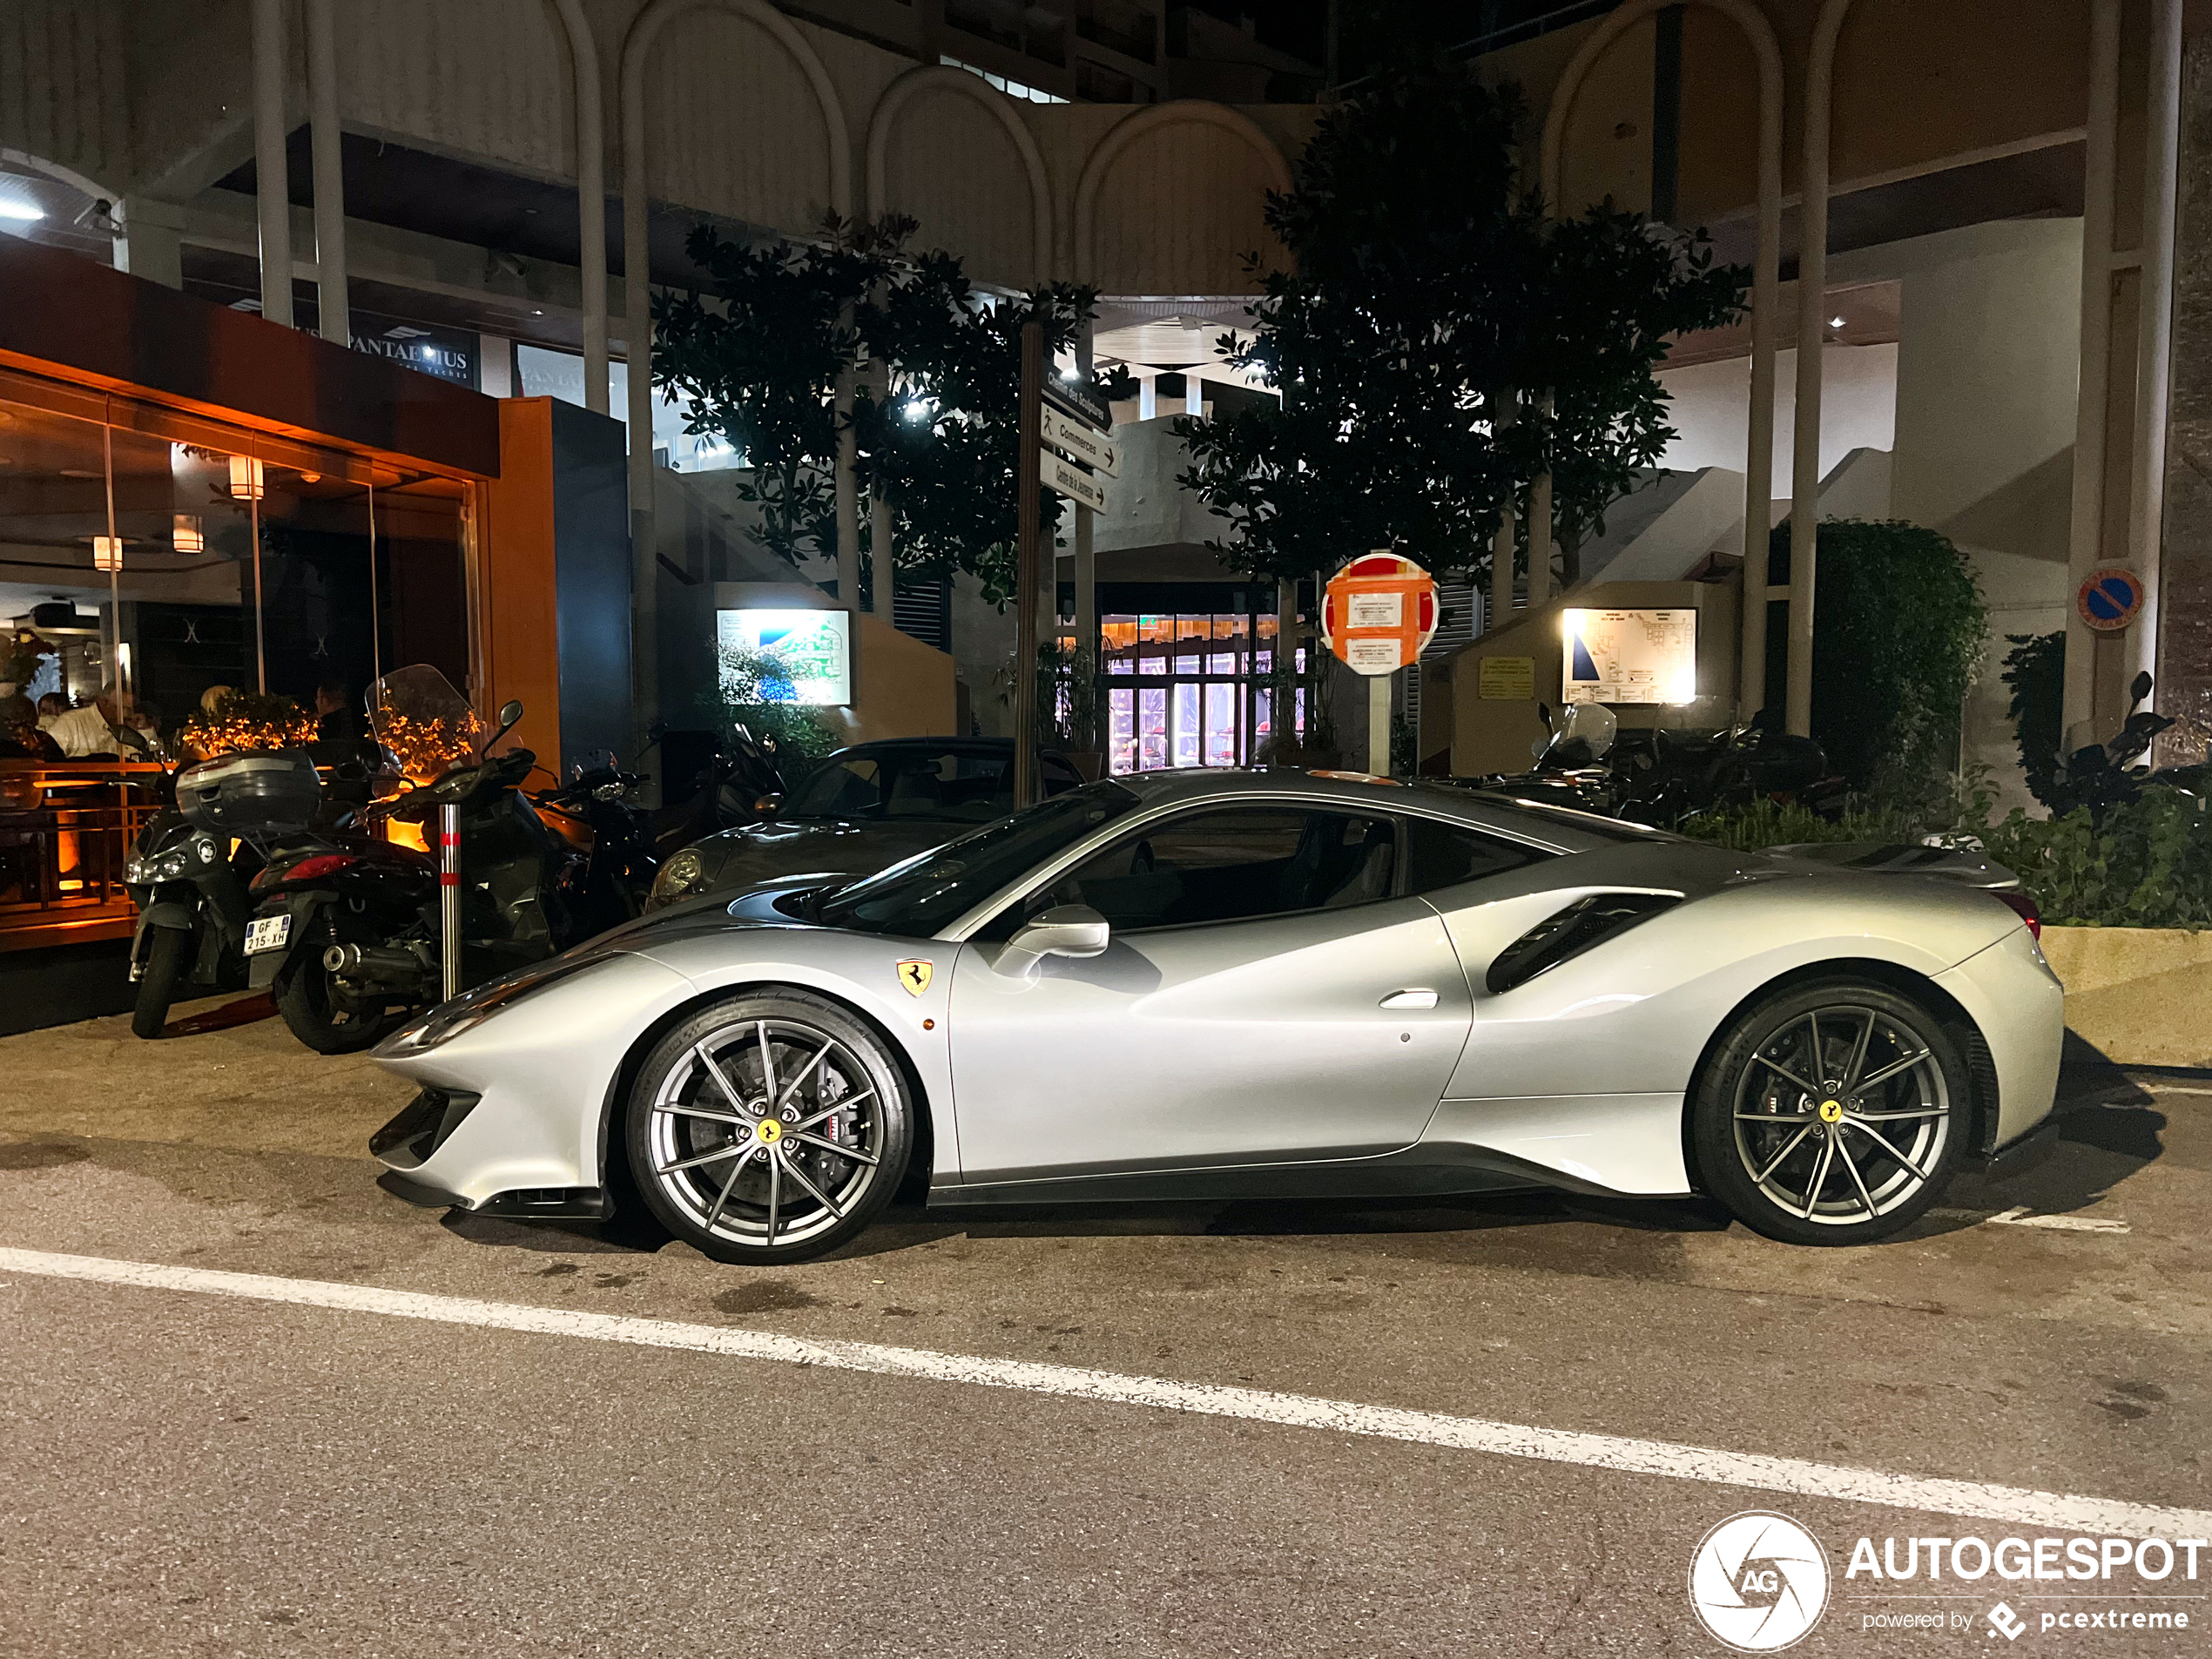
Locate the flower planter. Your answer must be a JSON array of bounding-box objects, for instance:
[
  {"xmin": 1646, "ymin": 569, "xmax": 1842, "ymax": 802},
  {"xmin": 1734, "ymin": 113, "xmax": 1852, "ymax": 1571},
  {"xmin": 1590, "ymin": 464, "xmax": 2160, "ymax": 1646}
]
[{"xmin": 2038, "ymin": 925, "xmax": 2212, "ymax": 1069}]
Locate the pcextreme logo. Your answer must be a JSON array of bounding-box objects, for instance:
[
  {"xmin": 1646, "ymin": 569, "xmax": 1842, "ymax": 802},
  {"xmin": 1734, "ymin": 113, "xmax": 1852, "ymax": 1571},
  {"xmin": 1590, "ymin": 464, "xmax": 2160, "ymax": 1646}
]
[{"xmin": 1689, "ymin": 1512, "xmax": 1832, "ymax": 1651}]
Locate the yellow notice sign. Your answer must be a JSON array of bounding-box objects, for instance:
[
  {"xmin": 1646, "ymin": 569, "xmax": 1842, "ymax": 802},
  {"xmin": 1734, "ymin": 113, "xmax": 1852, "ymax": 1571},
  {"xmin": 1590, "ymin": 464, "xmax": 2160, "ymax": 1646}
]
[{"xmin": 1478, "ymin": 657, "xmax": 1535, "ymax": 700}]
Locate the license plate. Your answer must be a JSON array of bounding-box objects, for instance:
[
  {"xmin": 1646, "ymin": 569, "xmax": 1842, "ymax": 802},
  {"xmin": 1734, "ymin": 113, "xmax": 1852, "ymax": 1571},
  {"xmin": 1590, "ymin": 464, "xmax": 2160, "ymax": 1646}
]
[{"xmin": 245, "ymin": 914, "xmax": 292, "ymax": 955}]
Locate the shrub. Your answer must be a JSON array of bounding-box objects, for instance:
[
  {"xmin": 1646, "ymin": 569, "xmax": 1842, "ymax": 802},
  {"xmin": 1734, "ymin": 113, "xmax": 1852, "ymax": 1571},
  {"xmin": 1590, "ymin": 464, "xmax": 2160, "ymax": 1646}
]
[
  {"xmin": 2000, "ymin": 630, "xmax": 2066, "ymax": 809},
  {"xmin": 1773, "ymin": 518, "xmax": 1989, "ymax": 803},
  {"xmin": 1982, "ymin": 792, "xmax": 2212, "ymax": 929}
]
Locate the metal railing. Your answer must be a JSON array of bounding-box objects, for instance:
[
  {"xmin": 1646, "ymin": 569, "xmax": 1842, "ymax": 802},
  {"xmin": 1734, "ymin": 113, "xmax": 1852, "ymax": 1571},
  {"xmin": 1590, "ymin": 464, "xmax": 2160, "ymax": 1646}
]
[{"xmin": 0, "ymin": 760, "xmax": 168, "ymax": 948}]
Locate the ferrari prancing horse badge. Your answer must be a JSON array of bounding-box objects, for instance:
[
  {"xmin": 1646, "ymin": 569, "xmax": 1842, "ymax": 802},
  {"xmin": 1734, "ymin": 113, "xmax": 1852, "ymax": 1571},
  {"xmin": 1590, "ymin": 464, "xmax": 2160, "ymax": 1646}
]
[{"xmin": 896, "ymin": 960, "xmax": 934, "ymax": 996}]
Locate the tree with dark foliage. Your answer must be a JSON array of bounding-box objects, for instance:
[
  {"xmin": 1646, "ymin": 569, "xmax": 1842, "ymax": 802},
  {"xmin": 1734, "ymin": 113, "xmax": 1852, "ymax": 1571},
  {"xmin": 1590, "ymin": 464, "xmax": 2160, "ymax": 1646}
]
[
  {"xmin": 1176, "ymin": 57, "xmax": 1746, "ymax": 590},
  {"xmin": 654, "ymin": 215, "xmax": 1123, "ymax": 606}
]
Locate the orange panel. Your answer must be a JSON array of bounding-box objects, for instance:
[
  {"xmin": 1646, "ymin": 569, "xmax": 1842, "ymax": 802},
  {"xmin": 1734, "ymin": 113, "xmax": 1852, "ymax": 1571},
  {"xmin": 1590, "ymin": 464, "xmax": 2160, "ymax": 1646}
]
[{"xmin": 477, "ymin": 398, "xmax": 563, "ymax": 771}]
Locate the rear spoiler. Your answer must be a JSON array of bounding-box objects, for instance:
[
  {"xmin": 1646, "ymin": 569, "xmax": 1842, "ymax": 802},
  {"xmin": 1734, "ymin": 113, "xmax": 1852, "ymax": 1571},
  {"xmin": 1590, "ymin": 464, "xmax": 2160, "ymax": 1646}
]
[{"xmin": 1765, "ymin": 840, "xmax": 2020, "ymax": 891}]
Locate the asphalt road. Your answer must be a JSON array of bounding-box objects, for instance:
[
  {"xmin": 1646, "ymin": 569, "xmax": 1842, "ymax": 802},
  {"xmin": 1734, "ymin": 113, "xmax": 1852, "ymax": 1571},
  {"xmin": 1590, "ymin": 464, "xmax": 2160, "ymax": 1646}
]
[{"xmin": 2, "ymin": 990, "xmax": 2209, "ymax": 1657}]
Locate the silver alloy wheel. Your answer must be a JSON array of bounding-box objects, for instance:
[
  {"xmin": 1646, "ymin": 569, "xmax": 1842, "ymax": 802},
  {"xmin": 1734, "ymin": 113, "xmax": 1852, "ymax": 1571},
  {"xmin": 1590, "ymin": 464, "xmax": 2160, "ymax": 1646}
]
[
  {"xmin": 1730, "ymin": 1001, "xmax": 1952, "ymax": 1227},
  {"xmin": 644, "ymin": 1015, "xmax": 888, "ymax": 1251}
]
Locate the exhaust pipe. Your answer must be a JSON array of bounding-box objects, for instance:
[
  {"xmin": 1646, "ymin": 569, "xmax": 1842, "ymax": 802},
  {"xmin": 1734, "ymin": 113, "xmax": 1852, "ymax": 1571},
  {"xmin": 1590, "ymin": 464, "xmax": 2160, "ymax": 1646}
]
[{"xmin": 324, "ymin": 941, "xmax": 430, "ymax": 991}]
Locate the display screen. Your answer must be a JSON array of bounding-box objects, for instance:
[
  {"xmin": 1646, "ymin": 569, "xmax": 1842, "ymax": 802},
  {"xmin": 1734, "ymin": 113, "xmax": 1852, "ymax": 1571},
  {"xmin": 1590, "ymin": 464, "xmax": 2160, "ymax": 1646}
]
[
  {"xmin": 717, "ymin": 608, "xmax": 853, "ymax": 705},
  {"xmin": 1561, "ymin": 608, "xmax": 1696, "ymax": 705}
]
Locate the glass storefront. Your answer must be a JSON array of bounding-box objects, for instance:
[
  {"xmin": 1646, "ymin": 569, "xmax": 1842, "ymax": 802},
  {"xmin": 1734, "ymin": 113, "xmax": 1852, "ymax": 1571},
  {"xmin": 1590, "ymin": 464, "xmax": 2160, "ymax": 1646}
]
[
  {"xmin": 0, "ymin": 383, "xmax": 472, "ymax": 941},
  {"xmin": 1098, "ymin": 609, "xmax": 1292, "ymax": 775}
]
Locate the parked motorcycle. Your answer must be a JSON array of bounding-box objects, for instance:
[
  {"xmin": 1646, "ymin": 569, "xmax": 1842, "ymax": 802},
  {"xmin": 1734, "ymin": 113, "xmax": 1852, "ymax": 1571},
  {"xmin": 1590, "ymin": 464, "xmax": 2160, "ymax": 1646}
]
[
  {"xmin": 246, "ymin": 665, "xmax": 654, "ymax": 1054},
  {"xmin": 1450, "ymin": 703, "xmax": 1847, "ymax": 827},
  {"xmin": 123, "ymin": 738, "xmax": 381, "ymax": 1039},
  {"xmin": 649, "ymin": 723, "xmax": 789, "ymax": 862},
  {"xmin": 2045, "ymin": 671, "xmax": 2197, "ymax": 815}
]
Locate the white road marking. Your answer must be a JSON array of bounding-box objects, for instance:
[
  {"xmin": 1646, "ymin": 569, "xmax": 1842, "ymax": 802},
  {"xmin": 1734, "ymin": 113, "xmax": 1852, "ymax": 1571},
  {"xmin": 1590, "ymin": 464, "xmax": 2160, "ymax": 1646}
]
[
  {"xmin": 3, "ymin": 1245, "xmax": 2207, "ymax": 1540},
  {"xmin": 2138, "ymin": 1083, "xmax": 2212, "ymax": 1096},
  {"xmin": 1931, "ymin": 1206, "xmax": 2130, "ymax": 1234}
]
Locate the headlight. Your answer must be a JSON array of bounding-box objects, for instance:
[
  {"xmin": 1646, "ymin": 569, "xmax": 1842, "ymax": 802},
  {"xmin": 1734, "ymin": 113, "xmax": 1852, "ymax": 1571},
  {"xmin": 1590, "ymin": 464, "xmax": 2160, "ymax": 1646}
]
[
  {"xmin": 127, "ymin": 842, "xmax": 203, "ymax": 885},
  {"xmin": 651, "ymin": 848, "xmax": 706, "ymax": 903},
  {"xmin": 382, "ymin": 952, "xmax": 615, "ymax": 1054}
]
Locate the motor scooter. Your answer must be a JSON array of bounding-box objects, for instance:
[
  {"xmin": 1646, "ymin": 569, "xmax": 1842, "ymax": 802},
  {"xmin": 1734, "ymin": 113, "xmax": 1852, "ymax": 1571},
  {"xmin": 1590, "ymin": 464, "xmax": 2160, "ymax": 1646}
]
[
  {"xmin": 246, "ymin": 666, "xmax": 651, "ymax": 1053},
  {"xmin": 123, "ymin": 738, "xmax": 381, "ymax": 1039}
]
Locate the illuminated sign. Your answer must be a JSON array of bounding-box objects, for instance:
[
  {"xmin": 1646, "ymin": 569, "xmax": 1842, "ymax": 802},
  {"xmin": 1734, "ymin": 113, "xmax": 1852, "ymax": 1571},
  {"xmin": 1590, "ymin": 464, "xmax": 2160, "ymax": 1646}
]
[
  {"xmin": 717, "ymin": 608, "xmax": 853, "ymax": 705},
  {"xmin": 1562, "ymin": 608, "xmax": 1696, "ymax": 705}
]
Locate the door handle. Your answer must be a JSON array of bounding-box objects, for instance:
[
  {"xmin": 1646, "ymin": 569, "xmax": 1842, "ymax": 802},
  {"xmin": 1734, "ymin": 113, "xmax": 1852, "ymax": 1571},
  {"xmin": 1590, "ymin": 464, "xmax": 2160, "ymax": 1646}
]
[{"xmin": 1379, "ymin": 988, "xmax": 1438, "ymax": 1009}]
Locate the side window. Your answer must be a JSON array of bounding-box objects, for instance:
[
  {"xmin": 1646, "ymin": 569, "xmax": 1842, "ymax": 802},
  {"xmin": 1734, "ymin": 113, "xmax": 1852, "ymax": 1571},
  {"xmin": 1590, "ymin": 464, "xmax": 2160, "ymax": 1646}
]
[
  {"xmin": 1403, "ymin": 816, "xmax": 1547, "ymax": 895},
  {"xmin": 1041, "ymin": 806, "xmax": 1399, "ymax": 933}
]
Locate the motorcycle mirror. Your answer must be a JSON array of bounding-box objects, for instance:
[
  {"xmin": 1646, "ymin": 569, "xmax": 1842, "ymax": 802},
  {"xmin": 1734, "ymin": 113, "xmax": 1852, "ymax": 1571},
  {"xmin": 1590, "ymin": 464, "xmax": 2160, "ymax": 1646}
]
[
  {"xmin": 2130, "ymin": 670, "xmax": 2155, "ymax": 708},
  {"xmin": 489, "ymin": 699, "xmax": 524, "ymax": 745}
]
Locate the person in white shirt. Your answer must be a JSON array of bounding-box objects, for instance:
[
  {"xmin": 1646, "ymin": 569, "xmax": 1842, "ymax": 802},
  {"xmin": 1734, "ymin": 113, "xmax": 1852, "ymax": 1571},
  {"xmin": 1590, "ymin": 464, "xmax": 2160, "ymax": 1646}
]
[{"xmin": 44, "ymin": 685, "xmax": 123, "ymax": 759}]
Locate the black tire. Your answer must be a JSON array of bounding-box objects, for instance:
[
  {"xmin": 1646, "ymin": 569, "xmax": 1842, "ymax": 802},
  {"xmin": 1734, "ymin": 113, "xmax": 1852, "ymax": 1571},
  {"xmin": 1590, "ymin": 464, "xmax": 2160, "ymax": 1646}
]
[
  {"xmin": 131, "ymin": 927, "xmax": 190, "ymax": 1040},
  {"xmin": 277, "ymin": 950, "xmax": 404, "ymax": 1055},
  {"xmin": 625, "ymin": 988, "xmax": 913, "ymax": 1264},
  {"xmin": 1692, "ymin": 979, "xmax": 1969, "ymax": 1246}
]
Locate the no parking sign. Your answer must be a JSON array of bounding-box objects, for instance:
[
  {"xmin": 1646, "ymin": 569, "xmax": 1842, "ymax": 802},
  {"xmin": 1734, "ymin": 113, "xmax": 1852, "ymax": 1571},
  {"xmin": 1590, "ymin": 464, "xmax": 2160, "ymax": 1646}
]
[{"xmin": 2077, "ymin": 568, "xmax": 2146, "ymax": 633}]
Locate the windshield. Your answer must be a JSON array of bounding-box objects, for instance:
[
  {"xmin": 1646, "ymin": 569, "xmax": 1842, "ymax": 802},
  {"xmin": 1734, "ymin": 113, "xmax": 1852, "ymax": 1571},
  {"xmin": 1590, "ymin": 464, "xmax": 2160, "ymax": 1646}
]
[
  {"xmin": 368, "ymin": 665, "xmax": 489, "ymax": 783},
  {"xmin": 786, "ymin": 745, "xmax": 1015, "ymax": 823},
  {"xmin": 814, "ymin": 781, "xmax": 1143, "ymax": 938}
]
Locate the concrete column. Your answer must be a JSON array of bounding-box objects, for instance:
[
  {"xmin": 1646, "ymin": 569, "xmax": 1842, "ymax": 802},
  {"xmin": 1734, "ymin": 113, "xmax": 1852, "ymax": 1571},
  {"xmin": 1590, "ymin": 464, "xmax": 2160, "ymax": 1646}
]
[
  {"xmin": 1488, "ymin": 393, "xmax": 1517, "ymax": 636},
  {"xmin": 1787, "ymin": 0, "xmax": 1854, "ymax": 738},
  {"xmin": 2065, "ymin": 0, "xmax": 2123, "ymax": 737},
  {"xmin": 117, "ymin": 198, "xmax": 185, "ymax": 289},
  {"xmin": 250, "ymin": 0, "xmax": 293, "ymax": 327},
  {"xmin": 304, "ymin": 0, "xmax": 348, "ymax": 345},
  {"xmin": 549, "ymin": 0, "xmax": 610, "ymax": 414},
  {"xmin": 2129, "ymin": 0, "xmax": 2182, "ymax": 699}
]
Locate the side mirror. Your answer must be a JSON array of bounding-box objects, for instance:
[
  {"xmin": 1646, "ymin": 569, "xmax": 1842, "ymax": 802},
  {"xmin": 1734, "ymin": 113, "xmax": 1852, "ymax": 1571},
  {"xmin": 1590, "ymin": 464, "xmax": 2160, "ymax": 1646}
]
[
  {"xmin": 752, "ymin": 793, "xmax": 784, "ymax": 815},
  {"xmin": 995, "ymin": 903, "xmax": 1109, "ymax": 979},
  {"xmin": 491, "ymin": 698, "xmax": 525, "ymax": 745}
]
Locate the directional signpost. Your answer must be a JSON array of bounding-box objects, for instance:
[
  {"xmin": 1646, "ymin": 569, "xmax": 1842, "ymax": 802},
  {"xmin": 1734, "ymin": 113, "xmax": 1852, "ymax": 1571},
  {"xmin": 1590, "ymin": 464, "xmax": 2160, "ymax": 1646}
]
[
  {"xmin": 1015, "ymin": 337, "xmax": 1117, "ymax": 806},
  {"xmin": 1323, "ymin": 553, "xmax": 1439, "ymax": 777}
]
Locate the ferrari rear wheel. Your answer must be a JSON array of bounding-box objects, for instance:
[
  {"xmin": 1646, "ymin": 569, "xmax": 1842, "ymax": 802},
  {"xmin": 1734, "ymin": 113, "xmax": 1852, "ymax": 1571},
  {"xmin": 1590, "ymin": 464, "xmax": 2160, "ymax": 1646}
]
[
  {"xmin": 1693, "ymin": 981, "xmax": 1967, "ymax": 1246},
  {"xmin": 626, "ymin": 989, "xmax": 912, "ymax": 1264}
]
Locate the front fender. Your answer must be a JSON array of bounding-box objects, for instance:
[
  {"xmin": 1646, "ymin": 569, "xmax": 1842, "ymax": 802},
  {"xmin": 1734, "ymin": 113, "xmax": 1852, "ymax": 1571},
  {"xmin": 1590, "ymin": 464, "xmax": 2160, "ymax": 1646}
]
[{"xmin": 131, "ymin": 890, "xmax": 199, "ymax": 971}]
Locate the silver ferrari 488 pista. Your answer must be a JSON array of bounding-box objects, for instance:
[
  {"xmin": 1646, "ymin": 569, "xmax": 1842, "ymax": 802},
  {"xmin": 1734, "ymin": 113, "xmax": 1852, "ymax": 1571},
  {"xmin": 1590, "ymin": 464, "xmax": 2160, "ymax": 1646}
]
[{"xmin": 368, "ymin": 770, "xmax": 2062, "ymax": 1262}]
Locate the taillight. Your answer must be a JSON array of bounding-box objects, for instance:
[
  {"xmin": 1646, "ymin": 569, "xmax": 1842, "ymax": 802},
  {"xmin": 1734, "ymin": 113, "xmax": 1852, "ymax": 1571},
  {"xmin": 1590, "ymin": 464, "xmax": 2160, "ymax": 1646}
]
[
  {"xmin": 278, "ymin": 853, "xmax": 360, "ymax": 886},
  {"xmin": 1996, "ymin": 889, "xmax": 2040, "ymax": 941}
]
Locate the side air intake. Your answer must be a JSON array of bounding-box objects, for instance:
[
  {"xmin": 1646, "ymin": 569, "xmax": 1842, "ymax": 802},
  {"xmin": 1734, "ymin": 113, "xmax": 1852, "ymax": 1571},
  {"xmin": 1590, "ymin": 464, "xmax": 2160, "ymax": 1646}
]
[{"xmin": 1485, "ymin": 893, "xmax": 1681, "ymax": 995}]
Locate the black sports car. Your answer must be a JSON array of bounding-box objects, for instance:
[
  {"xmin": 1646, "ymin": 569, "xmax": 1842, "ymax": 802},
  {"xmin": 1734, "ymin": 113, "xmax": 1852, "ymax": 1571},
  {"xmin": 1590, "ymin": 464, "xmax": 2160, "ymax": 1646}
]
[{"xmin": 647, "ymin": 737, "xmax": 1083, "ymax": 911}]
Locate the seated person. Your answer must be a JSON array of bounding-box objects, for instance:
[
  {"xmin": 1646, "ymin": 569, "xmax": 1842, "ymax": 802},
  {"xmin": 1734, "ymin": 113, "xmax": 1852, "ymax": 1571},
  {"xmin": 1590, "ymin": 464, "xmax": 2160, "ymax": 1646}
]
[
  {"xmin": 0, "ymin": 695, "xmax": 63, "ymax": 760},
  {"xmin": 44, "ymin": 685, "xmax": 124, "ymax": 758}
]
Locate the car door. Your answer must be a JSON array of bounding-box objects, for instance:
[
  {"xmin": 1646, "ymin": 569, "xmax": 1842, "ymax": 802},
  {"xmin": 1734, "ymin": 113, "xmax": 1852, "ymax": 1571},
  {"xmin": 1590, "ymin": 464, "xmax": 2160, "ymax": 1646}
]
[{"xmin": 945, "ymin": 800, "xmax": 1475, "ymax": 1189}]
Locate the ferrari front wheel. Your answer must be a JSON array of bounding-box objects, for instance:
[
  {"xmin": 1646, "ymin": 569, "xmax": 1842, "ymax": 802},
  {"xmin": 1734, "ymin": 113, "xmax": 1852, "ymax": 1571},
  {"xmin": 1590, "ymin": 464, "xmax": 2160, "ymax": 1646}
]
[
  {"xmin": 626, "ymin": 989, "xmax": 912, "ymax": 1264},
  {"xmin": 1693, "ymin": 980, "xmax": 1968, "ymax": 1246}
]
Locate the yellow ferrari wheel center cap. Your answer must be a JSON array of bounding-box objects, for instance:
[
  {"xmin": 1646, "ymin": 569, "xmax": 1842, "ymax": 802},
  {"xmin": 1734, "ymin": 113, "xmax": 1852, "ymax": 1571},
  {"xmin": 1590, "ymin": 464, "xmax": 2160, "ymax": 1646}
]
[
  {"xmin": 1817, "ymin": 1098, "xmax": 1844, "ymax": 1124},
  {"xmin": 755, "ymin": 1119, "xmax": 784, "ymax": 1146}
]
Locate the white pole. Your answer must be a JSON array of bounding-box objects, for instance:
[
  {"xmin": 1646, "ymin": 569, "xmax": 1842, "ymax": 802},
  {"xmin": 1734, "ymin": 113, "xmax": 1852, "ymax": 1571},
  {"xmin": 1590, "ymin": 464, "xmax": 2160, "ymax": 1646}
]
[
  {"xmin": 2065, "ymin": 0, "xmax": 2123, "ymax": 735},
  {"xmin": 250, "ymin": 0, "xmax": 293, "ymax": 328},
  {"xmin": 1367, "ymin": 674, "xmax": 1391, "ymax": 778},
  {"xmin": 305, "ymin": 0, "xmax": 348, "ymax": 345},
  {"xmin": 439, "ymin": 803, "xmax": 462, "ymax": 1001}
]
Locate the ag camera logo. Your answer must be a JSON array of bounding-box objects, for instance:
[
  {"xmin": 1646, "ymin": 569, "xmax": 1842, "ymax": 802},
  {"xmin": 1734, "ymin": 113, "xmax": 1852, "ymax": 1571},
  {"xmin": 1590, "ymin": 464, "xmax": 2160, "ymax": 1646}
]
[{"xmin": 1689, "ymin": 1512, "xmax": 1831, "ymax": 1651}]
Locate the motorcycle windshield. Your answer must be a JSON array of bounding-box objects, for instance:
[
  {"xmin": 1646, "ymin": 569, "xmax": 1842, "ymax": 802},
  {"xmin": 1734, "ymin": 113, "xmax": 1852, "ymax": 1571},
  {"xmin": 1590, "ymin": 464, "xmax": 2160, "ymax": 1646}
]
[{"xmin": 368, "ymin": 665, "xmax": 489, "ymax": 783}]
